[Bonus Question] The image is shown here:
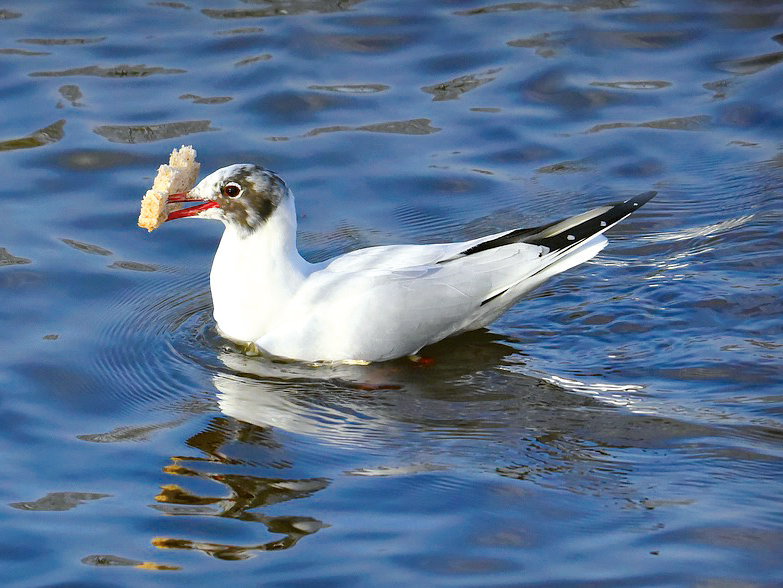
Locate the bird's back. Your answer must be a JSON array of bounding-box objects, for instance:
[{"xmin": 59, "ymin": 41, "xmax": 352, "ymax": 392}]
[{"xmin": 254, "ymin": 192, "xmax": 654, "ymax": 362}]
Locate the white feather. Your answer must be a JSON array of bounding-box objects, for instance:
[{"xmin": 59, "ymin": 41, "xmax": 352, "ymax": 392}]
[{"xmin": 181, "ymin": 165, "xmax": 651, "ymax": 363}]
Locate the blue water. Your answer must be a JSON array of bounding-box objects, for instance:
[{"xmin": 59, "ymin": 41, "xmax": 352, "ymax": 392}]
[{"xmin": 1, "ymin": 0, "xmax": 782, "ymax": 585}]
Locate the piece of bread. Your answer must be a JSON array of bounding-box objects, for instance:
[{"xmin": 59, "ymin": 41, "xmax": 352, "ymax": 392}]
[{"xmin": 138, "ymin": 145, "xmax": 200, "ymax": 231}]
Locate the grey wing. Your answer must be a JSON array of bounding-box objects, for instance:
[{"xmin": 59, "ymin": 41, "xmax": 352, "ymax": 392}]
[
  {"xmin": 258, "ymin": 240, "xmax": 548, "ymax": 361},
  {"xmin": 259, "ymin": 191, "xmax": 655, "ymax": 361}
]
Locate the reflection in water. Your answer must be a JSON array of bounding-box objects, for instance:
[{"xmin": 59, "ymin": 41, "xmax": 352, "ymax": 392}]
[
  {"xmin": 201, "ymin": 0, "xmax": 365, "ymax": 20},
  {"xmin": 210, "ymin": 330, "xmax": 531, "ymax": 446},
  {"xmin": 584, "ymin": 115, "xmax": 712, "ymax": 134},
  {"xmin": 716, "ymin": 51, "xmax": 783, "ymax": 75},
  {"xmin": 309, "ymin": 83, "xmax": 389, "ymax": 93},
  {"xmin": 422, "ymin": 69, "xmax": 501, "ymax": 102},
  {"xmin": 30, "ymin": 64, "xmax": 186, "ymax": 78},
  {"xmin": 0, "ymin": 247, "xmax": 32, "ymax": 266},
  {"xmin": 93, "ymin": 120, "xmax": 217, "ymax": 144},
  {"xmin": 150, "ymin": 420, "xmax": 330, "ymax": 559},
  {"xmin": 589, "ymin": 80, "xmax": 671, "ymax": 90},
  {"xmin": 81, "ymin": 554, "xmax": 179, "ymax": 571},
  {"xmin": 455, "ymin": 0, "xmax": 633, "ymax": 16},
  {"xmin": 57, "ymin": 84, "xmax": 84, "ymax": 107},
  {"xmin": 2, "ymin": 0, "xmax": 780, "ymax": 581},
  {"xmin": 0, "ymin": 119, "xmax": 64, "ymax": 152},
  {"xmin": 209, "ymin": 335, "xmax": 700, "ymax": 482},
  {"xmin": 304, "ymin": 118, "xmax": 441, "ymax": 137},
  {"xmin": 147, "ymin": 332, "xmax": 684, "ymax": 562},
  {"xmin": 234, "ymin": 54, "xmax": 272, "ymax": 67},
  {"xmin": 10, "ymin": 492, "xmax": 111, "ymax": 512},
  {"xmin": 179, "ymin": 93, "xmax": 233, "ymax": 105},
  {"xmin": 77, "ymin": 419, "xmax": 185, "ymax": 443},
  {"xmin": 0, "ymin": 47, "xmax": 49, "ymax": 56},
  {"xmin": 19, "ymin": 36, "xmax": 106, "ymax": 46},
  {"xmin": 60, "ymin": 238, "xmax": 113, "ymax": 256}
]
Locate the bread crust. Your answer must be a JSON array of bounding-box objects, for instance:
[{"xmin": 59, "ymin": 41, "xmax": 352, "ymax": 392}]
[{"xmin": 138, "ymin": 145, "xmax": 200, "ymax": 231}]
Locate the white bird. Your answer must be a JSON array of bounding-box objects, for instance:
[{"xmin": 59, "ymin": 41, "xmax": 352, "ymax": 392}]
[{"xmin": 166, "ymin": 164, "xmax": 654, "ymax": 363}]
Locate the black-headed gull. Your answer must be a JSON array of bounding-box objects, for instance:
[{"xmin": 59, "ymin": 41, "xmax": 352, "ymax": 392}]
[{"xmin": 166, "ymin": 164, "xmax": 654, "ymax": 363}]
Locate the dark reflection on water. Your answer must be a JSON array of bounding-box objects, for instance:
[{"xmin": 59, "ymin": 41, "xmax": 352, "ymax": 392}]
[
  {"xmin": 0, "ymin": 119, "xmax": 65, "ymax": 152},
  {"xmin": 202, "ymin": 0, "xmax": 366, "ymax": 20},
  {"xmin": 30, "ymin": 64, "xmax": 187, "ymax": 77},
  {"xmin": 94, "ymin": 120, "xmax": 218, "ymax": 144},
  {"xmin": 9, "ymin": 492, "xmax": 111, "ymax": 512},
  {"xmin": 1, "ymin": 0, "xmax": 783, "ymax": 585}
]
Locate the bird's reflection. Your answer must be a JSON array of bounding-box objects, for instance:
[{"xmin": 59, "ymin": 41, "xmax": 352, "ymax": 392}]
[
  {"xmin": 149, "ymin": 328, "xmax": 700, "ymax": 563},
  {"xmin": 151, "ymin": 475, "xmax": 329, "ymax": 558},
  {"xmin": 150, "ymin": 414, "xmax": 331, "ymax": 559},
  {"xmin": 149, "ymin": 332, "xmax": 528, "ymax": 559},
  {"xmin": 213, "ymin": 329, "xmax": 528, "ymax": 444}
]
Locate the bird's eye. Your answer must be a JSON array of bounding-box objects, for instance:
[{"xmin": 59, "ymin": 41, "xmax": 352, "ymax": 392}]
[{"xmin": 221, "ymin": 182, "xmax": 242, "ymax": 199}]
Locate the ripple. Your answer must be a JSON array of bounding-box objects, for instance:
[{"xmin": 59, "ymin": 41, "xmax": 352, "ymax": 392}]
[
  {"xmin": 77, "ymin": 419, "xmax": 185, "ymax": 443},
  {"xmin": 422, "ymin": 68, "xmax": 501, "ymax": 101},
  {"xmin": 0, "ymin": 48, "xmax": 49, "ymax": 56},
  {"xmin": 54, "ymin": 148, "xmax": 144, "ymax": 171},
  {"xmin": 30, "ymin": 64, "xmax": 186, "ymax": 78},
  {"xmin": 304, "ymin": 118, "xmax": 440, "ymax": 137},
  {"xmin": 521, "ymin": 69, "xmax": 630, "ymax": 112},
  {"xmin": 590, "ymin": 80, "xmax": 671, "ymax": 90},
  {"xmin": 18, "ymin": 36, "xmax": 106, "ymax": 45},
  {"xmin": 393, "ymin": 203, "xmax": 466, "ymax": 239},
  {"xmin": 0, "ymin": 247, "xmax": 31, "ymax": 266},
  {"xmin": 179, "ymin": 93, "xmax": 233, "ymax": 104},
  {"xmin": 91, "ymin": 270, "xmax": 216, "ymax": 413},
  {"xmin": 107, "ymin": 260, "xmax": 160, "ymax": 272},
  {"xmin": 93, "ymin": 120, "xmax": 217, "ymax": 144},
  {"xmin": 9, "ymin": 492, "xmax": 111, "ymax": 511},
  {"xmin": 0, "ymin": 119, "xmax": 65, "ymax": 152},
  {"xmin": 308, "ymin": 84, "xmax": 389, "ymax": 94},
  {"xmin": 640, "ymin": 214, "xmax": 755, "ymax": 243},
  {"xmin": 150, "ymin": 469, "xmax": 330, "ymax": 556},
  {"xmin": 202, "ymin": 0, "xmax": 363, "ymax": 19},
  {"xmin": 149, "ymin": 1, "xmax": 190, "ymax": 10},
  {"xmin": 584, "ymin": 115, "xmax": 711, "ymax": 134},
  {"xmin": 536, "ymin": 158, "xmax": 593, "ymax": 174},
  {"xmin": 716, "ymin": 51, "xmax": 783, "ymax": 75},
  {"xmin": 584, "ymin": 29, "xmax": 697, "ymax": 50},
  {"xmin": 213, "ymin": 27, "xmax": 264, "ymax": 36},
  {"xmin": 234, "ymin": 54, "xmax": 272, "ymax": 67},
  {"xmin": 81, "ymin": 554, "xmax": 179, "ymax": 571},
  {"xmin": 57, "ymin": 84, "xmax": 84, "ymax": 107},
  {"xmin": 60, "ymin": 238, "xmax": 112, "ymax": 256},
  {"xmin": 455, "ymin": 1, "xmax": 632, "ymax": 16},
  {"xmin": 346, "ymin": 464, "xmax": 448, "ymax": 477},
  {"xmin": 507, "ymin": 32, "xmax": 563, "ymax": 58}
]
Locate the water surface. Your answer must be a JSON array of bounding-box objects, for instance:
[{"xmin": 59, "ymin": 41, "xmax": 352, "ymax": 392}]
[{"xmin": 1, "ymin": 0, "xmax": 782, "ymax": 585}]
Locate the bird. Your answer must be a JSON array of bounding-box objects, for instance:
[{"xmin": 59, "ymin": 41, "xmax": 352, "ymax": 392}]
[{"xmin": 165, "ymin": 163, "xmax": 654, "ymax": 363}]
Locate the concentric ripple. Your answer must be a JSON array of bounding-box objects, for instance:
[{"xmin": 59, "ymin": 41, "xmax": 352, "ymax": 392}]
[{"xmin": 92, "ymin": 268, "xmax": 219, "ymax": 414}]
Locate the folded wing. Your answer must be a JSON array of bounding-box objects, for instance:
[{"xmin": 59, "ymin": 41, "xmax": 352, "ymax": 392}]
[{"xmin": 257, "ymin": 192, "xmax": 655, "ymax": 361}]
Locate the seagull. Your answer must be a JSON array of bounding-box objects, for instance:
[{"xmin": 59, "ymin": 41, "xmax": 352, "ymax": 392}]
[{"xmin": 166, "ymin": 164, "xmax": 654, "ymax": 363}]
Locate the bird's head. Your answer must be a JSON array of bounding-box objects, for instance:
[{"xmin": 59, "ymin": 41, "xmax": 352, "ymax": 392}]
[{"xmin": 166, "ymin": 164, "xmax": 290, "ymax": 236}]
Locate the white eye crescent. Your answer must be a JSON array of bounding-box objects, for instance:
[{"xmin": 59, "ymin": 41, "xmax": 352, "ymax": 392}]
[{"xmin": 221, "ymin": 182, "xmax": 242, "ymax": 199}]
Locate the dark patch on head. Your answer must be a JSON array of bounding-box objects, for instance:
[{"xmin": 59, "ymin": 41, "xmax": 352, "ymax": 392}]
[{"xmin": 215, "ymin": 164, "xmax": 287, "ymax": 234}]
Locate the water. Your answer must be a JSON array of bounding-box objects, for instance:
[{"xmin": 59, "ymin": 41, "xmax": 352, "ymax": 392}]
[{"xmin": 1, "ymin": 0, "xmax": 782, "ymax": 585}]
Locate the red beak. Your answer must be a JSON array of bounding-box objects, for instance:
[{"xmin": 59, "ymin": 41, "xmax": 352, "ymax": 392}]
[{"xmin": 165, "ymin": 192, "xmax": 220, "ymax": 221}]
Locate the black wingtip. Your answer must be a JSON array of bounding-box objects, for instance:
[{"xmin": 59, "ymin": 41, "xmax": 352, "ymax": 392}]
[
  {"xmin": 522, "ymin": 190, "xmax": 656, "ymax": 252},
  {"xmin": 627, "ymin": 190, "xmax": 657, "ymax": 208},
  {"xmin": 445, "ymin": 190, "xmax": 657, "ymax": 262}
]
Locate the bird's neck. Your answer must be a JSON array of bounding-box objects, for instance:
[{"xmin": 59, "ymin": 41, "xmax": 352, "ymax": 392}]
[{"xmin": 210, "ymin": 197, "xmax": 312, "ymax": 343}]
